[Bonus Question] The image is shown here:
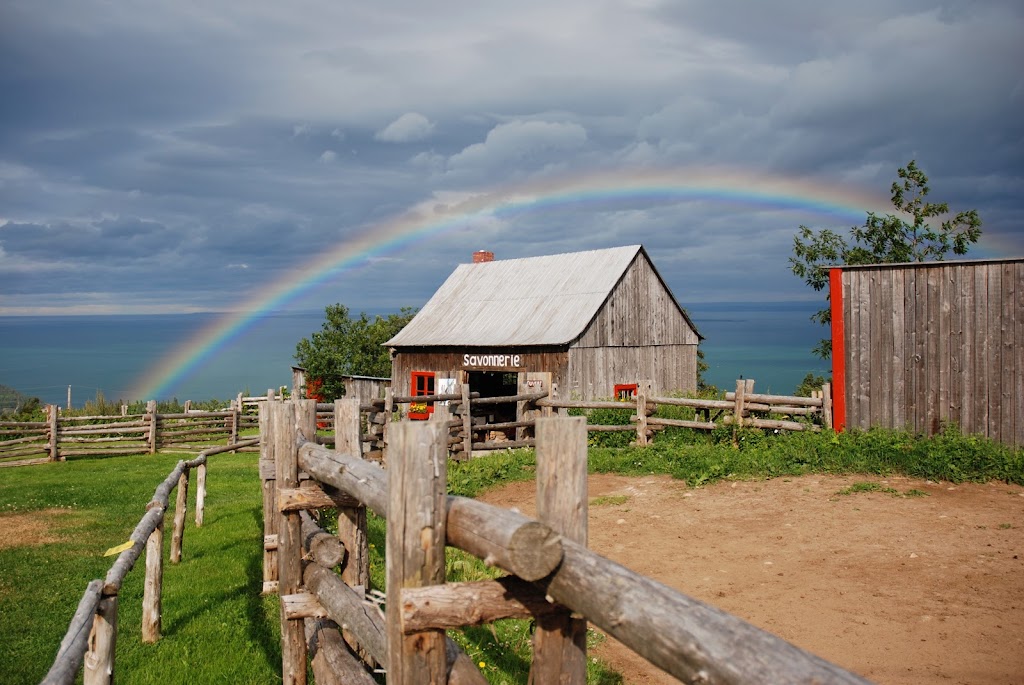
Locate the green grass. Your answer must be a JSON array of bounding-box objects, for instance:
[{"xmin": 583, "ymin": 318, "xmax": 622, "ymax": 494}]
[
  {"xmin": 1, "ymin": 423, "xmax": 1021, "ymax": 684},
  {"xmin": 0, "ymin": 451, "xmax": 280, "ymax": 685}
]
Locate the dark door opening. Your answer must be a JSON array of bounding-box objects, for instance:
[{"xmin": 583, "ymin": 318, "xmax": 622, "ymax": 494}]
[{"xmin": 467, "ymin": 371, "xmax": 518, "ymax": 440}]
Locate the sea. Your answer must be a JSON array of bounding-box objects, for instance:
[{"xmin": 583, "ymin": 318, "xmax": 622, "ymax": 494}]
[{"xmin": 0, "ymin": 302, "xmax": 830, "ymax": 408}]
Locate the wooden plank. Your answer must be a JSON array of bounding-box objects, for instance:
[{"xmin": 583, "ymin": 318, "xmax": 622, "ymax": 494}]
[
  {"xmin": 83, "ymin": 595, "xmax": 118, "ymax": 685},
  {"xmin": 387, "ymin": 421, "xmax": 448, "ymax": 684},
  {"xmin": 1000, "ymin": 262, "xmax": 1015, "ymax": 445},
  {"xmin": 170, "ymin": 470, "xmax": 189, "ymax": 564},
  {"xmin": 1016, "ymin": 262, "xmax": 1024, "ymax": 446},
  {"xmin": 259, "ymin": 403, "xmax": 278, "ymax": 586},
  {"xmin": 282, "ymin": 592, "xmax": 329, "ymax": 620},
  {"xmin": 142, "ymin": 519, "xmax": 164, "ymax": 643},
  {"xmin": 987, "ymin": 265, "xmax": 1002, "ymax": 441},
  {"xmin": 973, "ymin": 265, "xmax": 989, "ymax": 437},
  {"xmin": 194, "ymin": 463, "xmax": 207, "ymax": 527},
  {"xmin": 913, "ymin": 267, "xmax": 928, "ymax": 433},
  {"xmin": 400, "ymin": 577, "xmax": 558, "ymax": 632},
  {"xmin": 946, "ymin": 265, "xmax": 963, "ymax": 431},
  {"xmin": 872, "ymin": 269, "xmax": 888, "ymax": 427},
  {"xmin": 278, "ymin": 482, "xmax": 361, "ymax": 512},
  {"xmin": 531, "ymin": 416, "xmax": 588, "ymax": 685},
  {"xmin": 272, "ymin": 401, "xmax": 310, "ymax": 685},
  {"xmin": 857, "ymin": 270, "xmax": 872, "ymax": 428},
  {"xmin": 960, "ymin": 264, "xmax": 975, "ymax": 435}
]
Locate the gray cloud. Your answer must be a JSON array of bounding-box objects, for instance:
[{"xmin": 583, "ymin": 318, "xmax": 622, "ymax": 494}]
[
  {"xmin": 0, "ymin": 0, "xmax": 1021, "ymax": 316},
  {"xmin": 376, "ymin": 113, "xmax": 435, "ymax": 143}
]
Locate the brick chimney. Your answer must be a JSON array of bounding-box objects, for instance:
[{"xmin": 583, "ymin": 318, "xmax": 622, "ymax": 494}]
[{"xmin": 472, "ymin": 250, "xmax": 495, "ymax": 263}]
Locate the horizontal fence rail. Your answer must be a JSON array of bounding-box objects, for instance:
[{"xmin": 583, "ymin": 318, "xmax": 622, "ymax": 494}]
[
  {"xmin": 307, "ymin": 377, "xmax": 831, "ymax": 463},
  {"xmin": 1, "ymin": 396, "xmax": 260, "ymax": 466},
  {"xmin": 261, "ymin": 399, "xmax": 869, "ymax": 684}
]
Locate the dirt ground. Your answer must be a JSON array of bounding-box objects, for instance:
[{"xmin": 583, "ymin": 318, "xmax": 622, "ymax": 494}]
[
  {"xmin": 0, "ymin": 508, "xmax": 71, "ymax": 549},
  {"xmin": 479, "ymin": 474, "xmax": 1024, "ymax": 685}
]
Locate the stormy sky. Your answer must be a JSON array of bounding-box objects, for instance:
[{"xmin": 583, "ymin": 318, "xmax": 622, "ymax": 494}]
[{"xmin": 1, "ymin": 0, "xmax": 1021, "ymax": 316}]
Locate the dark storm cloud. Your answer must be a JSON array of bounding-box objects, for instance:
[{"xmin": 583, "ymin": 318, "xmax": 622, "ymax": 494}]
[{"xmin": 0, "ymin": 0, "xmax": 1021, "ymax": 314}]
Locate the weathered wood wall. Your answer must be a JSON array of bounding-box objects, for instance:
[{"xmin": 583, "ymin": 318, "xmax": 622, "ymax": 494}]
[
  {"xmin": 575, "ymin": 252, "xmax": 699, "ymax": 348},
  {"xmin": 840, "ymin": 259, "xmax": 1022, "ymax": 445},
  {"xmin": 567, "ymin": 345, "xmax": 697, "ymax": 398}
]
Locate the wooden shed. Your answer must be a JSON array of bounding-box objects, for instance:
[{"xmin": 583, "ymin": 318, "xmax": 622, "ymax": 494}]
[
  {"xmin": 386, "ymin": 245, "xmax": 700, "ymax": 419},
  {"xmin": 340, "ymin": 375, "xmax": 390, "ymax": 405},
  {"xmin": 829, "ymin": 257, "xmax": 1022, "ymax": 446}
]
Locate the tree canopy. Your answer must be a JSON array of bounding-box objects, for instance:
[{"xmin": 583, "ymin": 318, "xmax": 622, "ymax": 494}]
[
  {"xmin": 790, "ymin": 160, "xmax": 982, "ymax": 359},
  {"xmin": 294, "ymin": 304, "xmax": 416, "ymax": 401}
]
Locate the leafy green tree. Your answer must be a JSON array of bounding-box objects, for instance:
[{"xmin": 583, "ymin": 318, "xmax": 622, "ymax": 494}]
[
  {"xmin": 794, "ymin": 372, "xmax": 827, "ymax": 398},
  {"xmin": 294, "ymin": 304, "xmax": 416, "ymax": 401},
  {"xmin": 790, "ymin": 160, "xmax": 982, "ymax": 358}
]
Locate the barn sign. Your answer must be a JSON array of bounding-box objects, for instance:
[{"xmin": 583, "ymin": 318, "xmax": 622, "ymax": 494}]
[{"xmin": 462, "ymin": 353, "xmax": 524, "ymax": 369}]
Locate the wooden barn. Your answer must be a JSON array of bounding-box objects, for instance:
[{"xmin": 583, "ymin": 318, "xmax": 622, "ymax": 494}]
[
  {"xmin": 386, "ymin": 245, "xmax": 701, "ymax": 420},
  {"xmin": 829, "ymin": 257, "xmax": 1022, "ymax": 446}
]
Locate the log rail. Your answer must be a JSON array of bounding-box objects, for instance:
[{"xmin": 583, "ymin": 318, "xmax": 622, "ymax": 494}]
[{"xmin": 264, "ymin": 400, "xmax": 869, "ymax": 685}]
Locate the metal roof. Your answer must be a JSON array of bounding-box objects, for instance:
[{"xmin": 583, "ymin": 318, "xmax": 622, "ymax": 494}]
[{"xmin": 387, "ymin": 245, "xmax": 648, "ymax": 347}]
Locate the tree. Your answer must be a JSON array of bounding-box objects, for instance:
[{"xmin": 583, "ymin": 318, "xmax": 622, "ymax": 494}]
[
  {"xmin": 294, "ymin": 304, "xmax": 417, "ymax": 401},
  {"xmin": 790, "ymin": 160, "xmax": 982, "ymax": 358}
]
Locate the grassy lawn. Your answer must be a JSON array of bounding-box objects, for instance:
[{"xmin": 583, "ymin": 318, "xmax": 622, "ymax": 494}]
[{"xmin": 0, "ymin": 450, "xmax": 280, "ymax": 684}]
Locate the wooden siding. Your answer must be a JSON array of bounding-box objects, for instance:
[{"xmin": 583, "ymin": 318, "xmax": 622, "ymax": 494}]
[
  {"xmin": 575, "ymin": 253, "xmax": 699, "ymax": 348},
  {"xmin": 567, "ymin": 345, "xmax": 697, "ymax": 399},
  {"xmin": 842, "ymin": 260, "xmax": 1022, "ymax": 446},
  {"xmin": 390, "ymin": 344, "xmax": 696, "ymax": 401}
]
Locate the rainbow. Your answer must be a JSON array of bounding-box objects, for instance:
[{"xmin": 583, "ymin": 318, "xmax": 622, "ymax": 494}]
[{"xmin": 128, "ymin": 167, "xmax": 888, "ymax": 400}]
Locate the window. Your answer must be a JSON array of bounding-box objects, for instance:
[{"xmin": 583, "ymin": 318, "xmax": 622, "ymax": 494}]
[
  {"xmin": 614, "ymin": 383, "xmax": 637, "ymax": 401},
  {"xmin": 410, "ymin": 371, "xmax": 435, "ymax": 419}
]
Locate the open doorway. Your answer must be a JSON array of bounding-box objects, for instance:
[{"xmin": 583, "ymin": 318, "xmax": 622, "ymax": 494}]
[{"xmin": 466, "ymin": 371, "xmax": 518, "ymax": 440}]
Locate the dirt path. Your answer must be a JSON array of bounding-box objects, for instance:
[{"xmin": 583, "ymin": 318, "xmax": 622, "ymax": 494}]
[{"xmin": 478, "ymin": 473, "xmax": 1024, "ymax": 684}]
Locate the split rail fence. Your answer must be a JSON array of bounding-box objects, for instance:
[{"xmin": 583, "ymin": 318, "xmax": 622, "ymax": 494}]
[
  {"xmin": 0, "ymin": 397, "xmax": 259, "ymax": 467},
  {"xmin": 309, "ymin": 378, "xmax": 831, "ymax": 462},
  {"xmin": 40, "ymin": 438, "xmax": 259, "ymax": 685},
  {"xmin": 260, "ymin": 398, "xmax": 868, "ymax": 684}
]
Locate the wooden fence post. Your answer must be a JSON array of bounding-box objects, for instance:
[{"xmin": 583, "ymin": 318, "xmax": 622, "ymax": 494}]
[
  {"xmin": 147, "ymin": 400, "xmax": 158, "ymax": 454},
  {"xmin": 822, "ymin": 382, "xmax": 834, "ymax": 430},
  {"xmin": 387, "ymin": 421, "xmax": 448, "ymax": 684},
  {"xmin": 229, "ymin": 398, "xmax": 240, "ymax": 445},
  {"xmin": 142, "ymin": 516, "xmax": 164, "ymax": 642},
  {"xmin": 272, "ymin": 400, "xmax": 311, "ymax": 685},
  {"xmin": 532, "ymin": 416, "xmax": 588, "ymax": 684},
  {"xmin": 732, "ymin": 379, "xmax": 747, "ymax": 447},
  {"xmin": 333, "ymin": 398, "xmax": 370, "ymax": 595},
  {"xmin": 260, "ymin": 395, "xmax": 279, "ymax": 593},
  {"xmin": 83, "ymin": 595, "xmax": 118, "ymax": 684},
  {"xmin": 460, "ymin": 382, "xmax": 473, "ymax": 459},
  {"xmin": 382, "ymin": 388, "xmax": 394, "ymax": 464},
  {"xmin": 635, "ymin": 380, "xmax": 652, "ymax": 446},
  {"xmin": 194, "ymin": 462, "xmax": 207, "ymax": 527},
  {"xmin": 170, "ymin": 468, "xmax": 189, "ymax": 564},
  {"xmin": 47, "ymin": 404, "xmax": 59, "ymax": 461}
]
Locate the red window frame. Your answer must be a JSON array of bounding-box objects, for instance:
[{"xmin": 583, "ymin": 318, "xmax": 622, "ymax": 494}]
[
  {"xmin": 614, "ymin": 383, "xmax": 638, "ymax": 401},
  {"xmin": 410, "ymin": 371, "xmax": 435, "ymax": 420}
]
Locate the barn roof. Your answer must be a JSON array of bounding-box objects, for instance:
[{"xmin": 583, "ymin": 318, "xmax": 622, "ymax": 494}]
[{"xmin": 386, "ymin": 245, "xmax": 696, "ymax": 347}]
